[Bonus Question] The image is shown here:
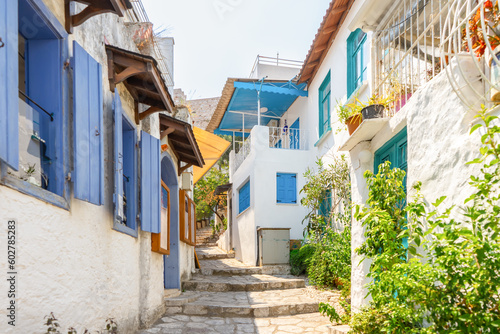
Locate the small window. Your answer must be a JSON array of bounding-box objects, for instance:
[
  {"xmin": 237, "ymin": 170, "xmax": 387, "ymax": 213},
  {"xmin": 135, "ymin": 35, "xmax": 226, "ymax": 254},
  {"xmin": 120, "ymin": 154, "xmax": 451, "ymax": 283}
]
[
  {"xmin": 179, "ymin": 189, "xmax": 196, "ymax": 245},
  {"xmin": 319, "ymin": 72, "xmax": 331, "ymax": 137},
  {"xmin": 276, "ymin": 173, "xmax": 297, "ymax": 204},
  {"xmin": 120, "ymin": 116, "xmax": 138, "ymax": 231},
  {"xmin": 319, "ymin": 189, "xmax": 332, "ymax": 222},
  {"xmin": 152, "ymin": 181, "xmax": 171, "ymax": 255},
  {"xmin": 238, "ymin": 180, "xmax": 250, "ymax": 214},
  {"xmin": 347, "ymin": 29, "xmax": 367, "ymax": 97}
]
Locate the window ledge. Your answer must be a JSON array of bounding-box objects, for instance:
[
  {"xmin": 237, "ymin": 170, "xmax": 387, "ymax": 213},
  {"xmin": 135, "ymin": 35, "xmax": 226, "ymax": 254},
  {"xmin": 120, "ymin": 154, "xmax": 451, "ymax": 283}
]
[
  {"xmin": 113, "ymin": 222, "xmax": 138, "ymax": 238},
  {"xmin": 237, "ymin": 207, "xmax": 251, "ymax": 218},
  {"xmin": 338, "ymin": 118, "xmax": 390, "ymax": 151},
  {"xmin": 315, "ymin": 128, "xmax": 332, "ymax": 147},
  {"xmin": 0, "ymin": 173, "xmax": 69, "ymax": 210},
  {"xmin": 276, "ymin": 202, "xmax": 299, "ymax": 206}
]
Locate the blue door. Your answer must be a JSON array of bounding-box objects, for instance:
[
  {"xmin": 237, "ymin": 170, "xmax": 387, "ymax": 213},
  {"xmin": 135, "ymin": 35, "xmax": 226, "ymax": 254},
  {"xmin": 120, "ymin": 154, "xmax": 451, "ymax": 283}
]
[{"xmin": 290, "ymin": 118, "xmax": 300, "ymax": 150}]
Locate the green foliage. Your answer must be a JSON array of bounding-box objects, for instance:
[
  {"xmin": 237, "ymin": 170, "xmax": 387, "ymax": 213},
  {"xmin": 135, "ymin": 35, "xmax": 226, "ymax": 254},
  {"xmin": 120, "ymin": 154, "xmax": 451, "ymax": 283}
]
[
  {"xmin": 300, "ymin": 156, "xmax": 351, "ymax": 238},
  {"xmin": 290, "ymin": 243, "xmax": 316, "ymax": 276},
  {"xmin": 44, "ymin": 313, "xmax": 117, "ymax": 334},
  {"xmin": 194, "ymin": 162, "xmax": 229, "ymax": 222},
  {"xmin": 307, "ymin": 226, "xmax": 351, "ymax": 289},
  {"xmin": 350, "ymin": 107, "xmax": 500, "ymax": 333}
]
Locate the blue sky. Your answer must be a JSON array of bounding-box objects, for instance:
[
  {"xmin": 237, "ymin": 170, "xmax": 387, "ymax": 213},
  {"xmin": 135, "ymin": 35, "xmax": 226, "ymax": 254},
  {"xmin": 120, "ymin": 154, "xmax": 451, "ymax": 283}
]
[{"xmin": 141, "ymin": 0, "xmax": 332, "ymax": 99}]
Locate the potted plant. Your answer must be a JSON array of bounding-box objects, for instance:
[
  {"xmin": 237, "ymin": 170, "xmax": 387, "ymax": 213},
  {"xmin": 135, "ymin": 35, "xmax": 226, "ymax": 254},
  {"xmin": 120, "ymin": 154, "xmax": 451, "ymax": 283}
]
[
  {"xmin": 336, "ymin": 99, "xmax": 362, "ymax": 135},
  {"xmin": 360, "ymin": 94, "xmax": 394, "ymax": 120}
]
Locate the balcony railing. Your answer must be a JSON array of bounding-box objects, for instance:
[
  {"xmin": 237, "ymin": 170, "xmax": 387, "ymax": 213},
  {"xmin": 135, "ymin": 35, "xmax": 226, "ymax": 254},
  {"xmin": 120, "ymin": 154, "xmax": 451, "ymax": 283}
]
[
  {"xmin": 373, "ymin": 0, "xmax": 449, "ymax": 116},
  {"xmin": 268, "ymin": 127, "xmax": 309, "ymax": 150},
  {"xmin": 234, "ymin": 134, "xmax": 252, "ymax": 171}
]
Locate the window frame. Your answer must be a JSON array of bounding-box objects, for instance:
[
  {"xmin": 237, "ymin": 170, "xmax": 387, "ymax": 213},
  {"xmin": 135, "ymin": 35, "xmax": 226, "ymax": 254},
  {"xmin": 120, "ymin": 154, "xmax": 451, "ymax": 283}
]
[
  {"xmin": 238, "ymin": 180, "xmax": 251, "ymax": 214},
  {"xmin": 152, "ymin": 180, "xmax": 171, "ymax": 255},
  {"xmin": 0, "ymin": 0, "xmax": 70, "ymax": 210},
  {"xmin": 113, "ymin": 112, "xmax": 138, "ymax": 238},
  {"xmin": 276, "ymin": 172, "xmax": 297, "ymax": 204},
  {"xmin": 179, "ymin": 189, "xmax": 196, "ymax": 246},
  {"xmin": 347, "ymin": 29, "xmax": 367, "ymax": 98},
  {"xmin": 318, "ymin": 71, "xmax": 331, "ymax": 138}
]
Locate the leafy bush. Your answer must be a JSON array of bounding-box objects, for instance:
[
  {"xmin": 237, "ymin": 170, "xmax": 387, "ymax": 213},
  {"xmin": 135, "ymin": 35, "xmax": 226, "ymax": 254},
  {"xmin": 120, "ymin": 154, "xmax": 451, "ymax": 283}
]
[
  {"xmin": 351, "ymin": 107, "xmax": 500, "ymax": 333},
  {"xmin": 290, "ymin": 243, "xmax": 316, "ymax": 275},
  {"xmin": 307, "ymin": 226, "xmax": 351, "ymax": 289}
]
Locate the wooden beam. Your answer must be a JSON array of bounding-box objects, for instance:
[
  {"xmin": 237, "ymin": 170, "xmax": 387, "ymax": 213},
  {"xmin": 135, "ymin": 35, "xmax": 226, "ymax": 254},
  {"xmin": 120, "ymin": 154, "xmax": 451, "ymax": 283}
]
[
  {"xmin": 178, "ymin": 163, "xmax": 192, "ymax": 176},
  {"xmin": 66, "ymin": 0, "xmax": 130, "ymax": 33},
  {"xmin": 115, "ymin": 65, "xmax": 148, "ymax": 85},
  {"xmin": 160, "ymin": 127, "xmax": 175, "ymax": 140},
  {"xmin": 331, "ymin": 5, "xmax": 348, "ymax": 16},
  {"xmin": 313, "ymin": 43, "xmax": 328, "ymax": 54},
  {"xmin": 139, "ymin": 106, "xmax": 164, "ymax": 120},
  {"xmin": 106, "ymin": 50, "xmax": 116, "ymax": 92},
  {"xmin": 322, "ymin": 24, "xmax": 338, "ymax": 35}
]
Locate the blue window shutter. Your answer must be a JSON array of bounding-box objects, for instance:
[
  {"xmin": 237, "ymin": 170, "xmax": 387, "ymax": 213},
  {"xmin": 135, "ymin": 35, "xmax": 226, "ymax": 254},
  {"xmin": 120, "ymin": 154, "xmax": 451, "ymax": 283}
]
[
  {"xmin": 239, "ymin": 181, "xmax": 250, "ymax": 213},
  {"xmin": 276, "ymin": 174, "xmax": 284, "ymax": 203},
  {"xmin": 72, "ymin": 42, "xmax": 104, "ymax": 205},
  {"xmin": 0, "ymin": 0, "xmax": 19, "ymax": 170},
  {"xmin": 141, "ymin": 131, "xmax": 161, "ymax": 233},
  {"xmin": 289, "ymin": 175, "xmax": 297, "ymax": 203},
  {"xmin": 113, "ymin": 89, "xmax": 124, "ymax": 224}
]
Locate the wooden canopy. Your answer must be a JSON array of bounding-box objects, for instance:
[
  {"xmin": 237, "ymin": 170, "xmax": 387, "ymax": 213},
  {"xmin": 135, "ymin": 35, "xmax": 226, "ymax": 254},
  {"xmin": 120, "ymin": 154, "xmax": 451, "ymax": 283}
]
[
  {"xmin": 159, "ymin": 114, "xmax": 204, "ymax": 174},
  {"xmin": 106, "ymin": 45, "xmax": 175, "ymax": 123},
  {"xmin": 298, "ymin": 0, "xmax": 354, "ymax": 84},
  {"xmin": 65, "ymin": 0, "xmax": 132, "ymax": 33}
]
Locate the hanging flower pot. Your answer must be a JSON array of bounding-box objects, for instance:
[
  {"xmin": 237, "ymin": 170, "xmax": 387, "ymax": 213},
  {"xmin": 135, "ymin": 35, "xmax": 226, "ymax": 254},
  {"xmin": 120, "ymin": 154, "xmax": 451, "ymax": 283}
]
[
  {"xmin": 346, "ymin": 114, "xmax": 362, "ymax": 135},
  {"xmin": 361, "ymin": 104, "xmax": 385, "ymax": 120}
]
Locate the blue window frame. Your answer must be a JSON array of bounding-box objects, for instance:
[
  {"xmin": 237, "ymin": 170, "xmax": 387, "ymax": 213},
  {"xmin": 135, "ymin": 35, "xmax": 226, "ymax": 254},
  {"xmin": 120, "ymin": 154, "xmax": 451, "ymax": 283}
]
[
  {"xmin": 238, "ymin": 180, "xmax": 250, "ymax": 214},
  {"xmin": 347, "ymin": 29, "xmax": 367, "ymax": 97},
  {"xmin": 319, "ymin": 72, "xmax": 331, "ymax": 138},
  {"xmin": 277, "ymin": 173, "xmax": 297, "ymax": 204},
  {"xmin": 319, "ymin": 189, "xmax": 332, "ymax": 222},
  {"xmin": 374, "ymin": 128, "xmax": 408, "ymax": 247},
  {"xmin": 0, "ymin": 0, "xmax": 70, "ymax": 209},
  {"xmin": 113, "ymin": 90, "xmax": 138, "ymax": 237}
]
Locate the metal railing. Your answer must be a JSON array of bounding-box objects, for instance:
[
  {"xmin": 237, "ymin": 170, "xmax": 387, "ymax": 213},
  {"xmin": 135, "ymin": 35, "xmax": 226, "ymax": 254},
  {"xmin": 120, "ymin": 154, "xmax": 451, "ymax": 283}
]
[
  {"xmin": 126, "ymin": 0, "xmax": 174, "ymax": 88},
  {"xmin": 234, "ymin": 135, "xmax": 252, "ymax": 171},
  {"xmin": 268, "ymin": 127, "xmax": 309, "ymax": 150},
  {"xmin": 250, "ymin": 55, "xmax": 303, "ymax": 78},
  {"xmin": 372, "ymin": 0, "xmax": 450, "ymax": 116}
]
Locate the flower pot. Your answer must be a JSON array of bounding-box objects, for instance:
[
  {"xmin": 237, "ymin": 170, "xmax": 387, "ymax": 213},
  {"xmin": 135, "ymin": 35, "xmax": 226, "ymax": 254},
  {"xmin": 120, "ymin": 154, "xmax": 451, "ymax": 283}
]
[
  {"xmin": 361, "ymin": 104, "xmax": 385, "ymax": 119},
  {"xmin": 345, "ymin": 114, "xmax": 362, "ymax": 135}
]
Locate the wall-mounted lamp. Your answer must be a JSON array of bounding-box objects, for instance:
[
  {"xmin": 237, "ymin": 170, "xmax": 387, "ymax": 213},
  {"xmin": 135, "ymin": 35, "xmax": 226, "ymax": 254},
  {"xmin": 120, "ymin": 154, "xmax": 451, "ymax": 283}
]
[{"xmin": 359, "ymin": 149, "xmax": 372, "ymax": 163}]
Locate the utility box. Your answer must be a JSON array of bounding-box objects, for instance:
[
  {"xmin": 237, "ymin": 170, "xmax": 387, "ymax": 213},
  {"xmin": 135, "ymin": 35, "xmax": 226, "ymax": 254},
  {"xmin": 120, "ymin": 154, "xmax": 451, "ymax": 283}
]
[
  {"xmin": 257, "ymin": 228, "xmax": 290, "ymax": 266},
  {"xmin": 181, "ymin": 172, "xmax": 192, "ymax": 190}
]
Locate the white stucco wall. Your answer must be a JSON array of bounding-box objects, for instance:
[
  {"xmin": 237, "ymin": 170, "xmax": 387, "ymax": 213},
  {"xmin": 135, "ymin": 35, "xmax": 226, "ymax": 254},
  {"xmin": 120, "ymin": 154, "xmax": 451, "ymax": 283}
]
[
  {"xmin": 0, "ymin": 2, "xmax": 191, "ymax": 333},
  {"xmin": 230, "ymin": 126, "xmax": 312, "ymax": 265}
]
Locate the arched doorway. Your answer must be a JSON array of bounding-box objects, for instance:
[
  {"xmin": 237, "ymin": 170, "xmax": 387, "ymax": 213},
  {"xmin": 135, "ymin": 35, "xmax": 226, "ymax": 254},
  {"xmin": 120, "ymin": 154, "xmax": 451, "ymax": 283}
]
[{"xmin": 161, "ymin": 154, "xmax": 180, "ymax": 289}]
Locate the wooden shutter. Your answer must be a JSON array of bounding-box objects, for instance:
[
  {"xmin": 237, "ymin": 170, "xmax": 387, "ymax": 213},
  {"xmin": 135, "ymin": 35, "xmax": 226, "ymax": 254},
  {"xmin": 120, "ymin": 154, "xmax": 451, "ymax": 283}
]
[
  {"xmin": 239, "ymin": 181, "xmax": 250, "ymax": 213},
  {"xmin": 277, "ymin": 173, "xmax": 296, "ymax": 204},
  {"xmin": 113, "ymin": 89, "xmax": 124, "ymax": 224},
  {"xmin": 0, "ymin": 0, "xmax": 19, "ymax": 170},
  {"xmin": 72, "ymin": 41, "xmax": 104, "ymax": 205},
  {"xmin": 140, "ymin": 131, "xmax": 161, "ymax": 233}
]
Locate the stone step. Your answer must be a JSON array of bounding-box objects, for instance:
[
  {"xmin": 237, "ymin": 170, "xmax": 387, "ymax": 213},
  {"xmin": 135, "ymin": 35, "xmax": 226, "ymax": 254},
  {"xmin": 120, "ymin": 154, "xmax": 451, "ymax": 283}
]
[
  {"xmin": 164, "ymin": 289, "xmax": 321, "ymax": 318},
  {"xmin": 197, "ymin": 253, "xmax": 235, "ymax": 260},
  {"xmin": 196, "ymin": 242, "xmax": 218, "ymax": 247},
  {"xmin": 197, "ymin": 259, "xmax": 291, "ymax": 276},
  {"xmin": 182, "ymin": 274, "xmax": 305, "ymax": 292},
  {"xmin": 164, "ymin": 291, "xmax": 199, "ymax": 307}
]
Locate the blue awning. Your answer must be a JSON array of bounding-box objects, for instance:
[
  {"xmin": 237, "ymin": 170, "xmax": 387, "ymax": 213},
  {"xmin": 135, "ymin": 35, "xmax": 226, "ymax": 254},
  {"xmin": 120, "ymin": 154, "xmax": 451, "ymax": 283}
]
[{"xmin": 216, "ymin": 80, "xmax": 308, "ymax": 132}]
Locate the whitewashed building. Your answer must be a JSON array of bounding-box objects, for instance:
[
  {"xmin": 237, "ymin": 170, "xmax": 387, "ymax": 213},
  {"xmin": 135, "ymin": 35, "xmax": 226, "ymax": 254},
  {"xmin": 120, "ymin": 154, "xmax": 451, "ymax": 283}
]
[
  {"xmin": 0, "ymin": 0, "xmax": 203, "ymax": 333},
  {"xmin": 208, "ymin": 0, "xmax": 495, "ymax": 314}
]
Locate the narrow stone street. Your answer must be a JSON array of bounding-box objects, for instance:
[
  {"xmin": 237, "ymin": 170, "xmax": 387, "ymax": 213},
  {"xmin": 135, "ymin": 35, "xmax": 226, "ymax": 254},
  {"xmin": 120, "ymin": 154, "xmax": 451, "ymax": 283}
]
[{"xmin": 139, "ymin": 228, "xmax": 338, "ymax": 334}]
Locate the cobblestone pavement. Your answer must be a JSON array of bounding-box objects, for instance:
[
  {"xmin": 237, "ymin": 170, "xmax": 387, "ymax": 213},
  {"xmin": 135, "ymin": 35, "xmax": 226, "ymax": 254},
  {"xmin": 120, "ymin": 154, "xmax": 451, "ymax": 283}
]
[
  {"xmin": 138, "ymin": 244, "xmax": 342, "ymax": 334},
  {"xmin": 139, "ymin": 313, "xmax": 332, "ymax": 334}
]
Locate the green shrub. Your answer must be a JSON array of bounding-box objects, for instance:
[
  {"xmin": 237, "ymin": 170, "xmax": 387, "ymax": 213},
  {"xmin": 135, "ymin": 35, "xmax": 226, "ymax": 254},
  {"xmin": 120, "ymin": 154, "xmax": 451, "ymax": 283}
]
[
  {"xmin": 307, "ymin": 226, "xmax": 351, "ymax": 289},
  {"xmin": 290, "ymin": 243, "xmax": 316, "ymax": 275}
]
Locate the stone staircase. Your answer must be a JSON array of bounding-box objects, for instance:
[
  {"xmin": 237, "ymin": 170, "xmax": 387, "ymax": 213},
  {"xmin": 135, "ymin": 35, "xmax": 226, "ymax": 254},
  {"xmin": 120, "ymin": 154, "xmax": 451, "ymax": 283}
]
[
  {"xmin": 151, "ymin": 245, "xmax": 338, "ymax": 333},
  {"xmin": 195, "ymin": 226, "xmax": 218, "ymax": 246}
]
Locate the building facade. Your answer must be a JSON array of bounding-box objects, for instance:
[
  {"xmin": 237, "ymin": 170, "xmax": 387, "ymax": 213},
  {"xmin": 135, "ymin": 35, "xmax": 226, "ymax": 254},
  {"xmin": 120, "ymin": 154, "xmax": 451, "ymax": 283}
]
[{"xmin": 0, "ymin": 0, "xmax": 203, "ymax": 333}]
